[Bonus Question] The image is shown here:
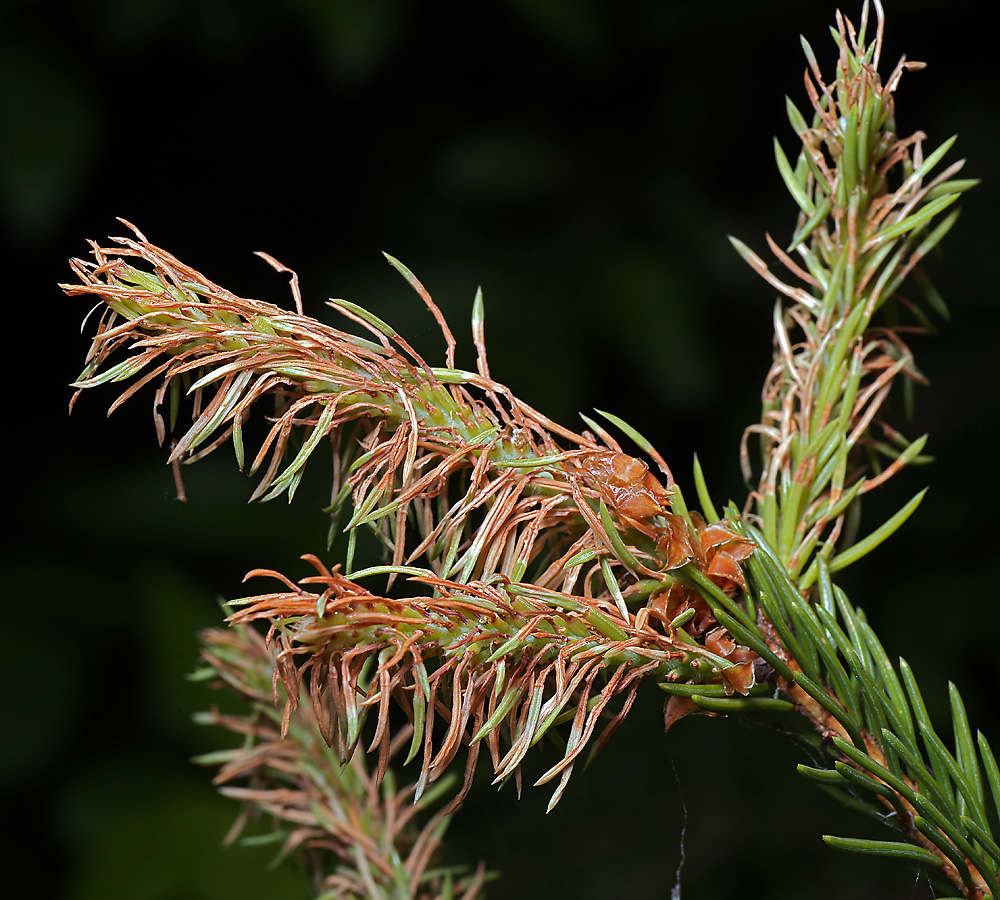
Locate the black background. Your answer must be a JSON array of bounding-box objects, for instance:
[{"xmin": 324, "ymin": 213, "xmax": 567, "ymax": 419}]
[{"xmin": 3, "ymin": 1, "xmax": 999, "ymax": 898}]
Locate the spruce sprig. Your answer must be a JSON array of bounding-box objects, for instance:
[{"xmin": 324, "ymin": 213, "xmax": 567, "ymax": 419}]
[
  {"xmin": 65, "ymin": 2, "xmax": 997, "ymax": 897},
  {"xmin": 742, "ymin": 532, "xmax": 998, "ymax": 898},
  {"xmin": 733, "ymin": 2, "xmax": 973, "ymax": 587},
  {"xmin": 726, "ymin": 4, "xmax": 994, "ymax": 895},
  {"xmin": 65, "ymin": 226, "xmax": 764, "ymax": 812},
  {"xmin": 191, "ymin": 623, "xmax": 489, "ymax": 899}
]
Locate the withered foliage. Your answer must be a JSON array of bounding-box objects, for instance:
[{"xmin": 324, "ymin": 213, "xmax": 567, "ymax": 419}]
[
  {"xmin": 65, "ymin": 227, "xmax": 760, "ymax": 810},
  {"xmin": 66, "ymin": 5, "xmax": 1000, "ymax": 898},
  {"xmin": 196, "ymin": 624, "xmax": 487, "ymax": 899}
]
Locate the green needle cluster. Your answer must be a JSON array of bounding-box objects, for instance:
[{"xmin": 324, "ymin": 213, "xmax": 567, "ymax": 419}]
[{"xmin": 733, "ymin": 3, "xmax": 973, "ymax": 586}]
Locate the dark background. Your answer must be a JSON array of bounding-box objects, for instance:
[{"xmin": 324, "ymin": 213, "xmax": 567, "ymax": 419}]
[{"xmin": 3, "ymin": 0, "xmax": 998, "ymax": 898}]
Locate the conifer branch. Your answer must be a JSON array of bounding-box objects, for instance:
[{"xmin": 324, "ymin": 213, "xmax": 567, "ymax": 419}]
[
  {"xmin": 192, "ymin": 622, "xmax": 489, "ymax": 899},
  {"xmin": 734, "ymin": 1, "xmax": 972, "ymax": 586},
  {"xmin": 65, "ymin": 227, "xmax": 765, "ymax": 809},
  {"xmin": 65, "ymin": 3, "xmax": 998, "ymax": 897},
  {"xmin": 728, "ymin": 4, "xmax": 994, "ymax": 896}
]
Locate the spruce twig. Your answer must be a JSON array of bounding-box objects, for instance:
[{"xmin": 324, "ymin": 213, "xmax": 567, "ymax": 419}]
[
  {"xmin": 729, "ymin": 4, "xmax": 994, "ymax": 896},
  {"xmin": 736, "ymin": 1, "xmax": 972, "ymax": 587},
  {"xmin": 65, "ymin": 226, "xmax": 764, "ymax": 810},
  {"xmin": 65, "ymin": 3, "xmax": 998, "ymax": 897},
  {"xmin": 192, "ymin": 623, "xmax": 488, "ymax": 899}
]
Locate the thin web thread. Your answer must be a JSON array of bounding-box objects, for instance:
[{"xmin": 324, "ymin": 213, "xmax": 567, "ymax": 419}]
[{"xmin": 670, "ymin": 755, "xmax": 688, "ymax": 900}]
